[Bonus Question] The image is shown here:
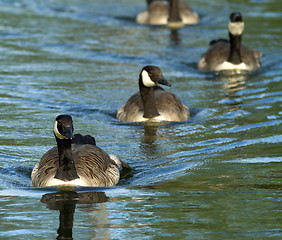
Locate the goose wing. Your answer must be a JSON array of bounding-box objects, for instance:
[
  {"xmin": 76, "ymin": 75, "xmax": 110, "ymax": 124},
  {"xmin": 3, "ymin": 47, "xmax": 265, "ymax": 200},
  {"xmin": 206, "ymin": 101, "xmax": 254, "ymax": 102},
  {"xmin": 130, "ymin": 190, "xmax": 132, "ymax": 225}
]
[
  {"xmin": 198, "ymin": 41, "xmax": 230, "ymax": 70},
  {"xmin": 117, "ymin": 92, "xmax": 144, "ymax": 122},
  {"xmin": 73, "ymin": 144, "xmax": 120, "ymax": 187},
  {"xmin": 154, "ymin": 89, "xmax": 189, "ymax": 121},
  {"xmin": 31, "ymin": 147, "xmax": 59, "ymax": 187}
]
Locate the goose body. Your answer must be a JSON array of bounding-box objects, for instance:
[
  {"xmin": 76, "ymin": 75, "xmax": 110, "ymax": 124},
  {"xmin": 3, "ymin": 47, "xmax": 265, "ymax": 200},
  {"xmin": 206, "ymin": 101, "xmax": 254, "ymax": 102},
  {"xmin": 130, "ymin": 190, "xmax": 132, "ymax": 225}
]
[
  {"xmin": 117, "ymin": 65, "xmax": 189, "ymax": 123},
  {"xmin": 198, "ymin": 12, "xmax": 262, "ymax": 73},
  {"xmin": 31, "ymin": 115, "xmax": 129, "ymax": 188},
  {"xmin": 136, "ymin": 0, "xmax": 199, "ymax": 27}
]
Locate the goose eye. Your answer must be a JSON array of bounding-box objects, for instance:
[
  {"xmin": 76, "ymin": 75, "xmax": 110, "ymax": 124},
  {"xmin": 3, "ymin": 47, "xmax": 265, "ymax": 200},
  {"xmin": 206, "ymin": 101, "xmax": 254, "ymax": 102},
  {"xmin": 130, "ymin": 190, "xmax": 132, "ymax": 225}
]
[
  {"xmin": 148, "ymin": 71, "xmax": 154, "ymax": 77},
  {"xmin": 57, "ymin": 121, "xmax": 63, "ymax": 134}
]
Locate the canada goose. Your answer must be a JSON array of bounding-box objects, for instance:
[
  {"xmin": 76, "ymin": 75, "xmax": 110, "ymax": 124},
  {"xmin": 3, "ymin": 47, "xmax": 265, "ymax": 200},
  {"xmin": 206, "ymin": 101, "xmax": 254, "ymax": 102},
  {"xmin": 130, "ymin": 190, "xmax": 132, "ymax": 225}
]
[
  {"xmin": 117, "ymin": 65, "xmax": 189, "ymax": 122},
  {"xmin": 198, "ymin": 12, "xmax": 262, "ymax": 72},
  {"xmin": 136, "ymin": 0, "xmax": 199, "ymax": 27},
  {"xmin": 31, "ymin": 115, "xmax": 130, "ymax": 188}
]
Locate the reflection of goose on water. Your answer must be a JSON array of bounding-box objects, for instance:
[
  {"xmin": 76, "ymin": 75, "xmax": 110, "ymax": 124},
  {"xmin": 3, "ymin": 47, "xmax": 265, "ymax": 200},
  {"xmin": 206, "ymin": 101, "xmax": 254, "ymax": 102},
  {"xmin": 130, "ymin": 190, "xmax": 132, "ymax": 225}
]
[
  {"xmin": 31, "ymin": 115, "xmax": 130, "ymax": 188},
  {"xmin": 41, "ymin": 191, "xmax": 108, "ymax": 240}
]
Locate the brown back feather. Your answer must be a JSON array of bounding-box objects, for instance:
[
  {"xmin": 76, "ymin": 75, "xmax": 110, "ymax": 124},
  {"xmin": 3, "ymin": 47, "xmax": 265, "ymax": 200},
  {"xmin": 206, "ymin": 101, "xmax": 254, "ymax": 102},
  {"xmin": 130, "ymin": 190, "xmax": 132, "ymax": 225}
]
[{"xmin": 33, "ymin": 144, "xmax": 119, "ymax": 187}]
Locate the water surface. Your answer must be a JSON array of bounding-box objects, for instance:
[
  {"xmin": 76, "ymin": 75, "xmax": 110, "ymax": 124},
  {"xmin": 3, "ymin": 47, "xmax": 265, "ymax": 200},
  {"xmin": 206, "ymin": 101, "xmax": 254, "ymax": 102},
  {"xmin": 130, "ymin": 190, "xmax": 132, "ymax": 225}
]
[{"xmin": 0, "ymin": 0, "xmax": 281, "ymax": 239}]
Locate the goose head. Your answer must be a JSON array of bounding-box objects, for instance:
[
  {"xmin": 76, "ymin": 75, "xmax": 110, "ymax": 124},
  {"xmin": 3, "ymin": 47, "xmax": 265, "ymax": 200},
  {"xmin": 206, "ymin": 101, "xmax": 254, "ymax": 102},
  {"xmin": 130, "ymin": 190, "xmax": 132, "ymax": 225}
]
[
  {"xmin": 228, "ymin": 12, "xmax": 244, "ymax": 36},
  {"xmin": 140, "ymin": 65, "xmax": 171, "ymax": 88},
  {"xmin": 53, "ymin": 115, "xmax": 74, "ymax": 140}
]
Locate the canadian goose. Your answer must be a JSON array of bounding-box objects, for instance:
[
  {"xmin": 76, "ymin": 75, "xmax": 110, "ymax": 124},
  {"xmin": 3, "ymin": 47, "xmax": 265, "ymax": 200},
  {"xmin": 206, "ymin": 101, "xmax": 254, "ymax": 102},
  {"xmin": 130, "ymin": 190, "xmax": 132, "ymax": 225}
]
[
  {"xmin": 117, "ymin": 65, "xmax": 189, "ymax": 122},
  {"xmin": 198, "ymin": 12, "xmax": 262, "ymax": 72},
  {"xmin": 136, "ymin": 0, "xmax": 199, "ymax": 27},
  {"xmin": 31, "ymin": 115, "xmax": 130, "ymax": 188}
]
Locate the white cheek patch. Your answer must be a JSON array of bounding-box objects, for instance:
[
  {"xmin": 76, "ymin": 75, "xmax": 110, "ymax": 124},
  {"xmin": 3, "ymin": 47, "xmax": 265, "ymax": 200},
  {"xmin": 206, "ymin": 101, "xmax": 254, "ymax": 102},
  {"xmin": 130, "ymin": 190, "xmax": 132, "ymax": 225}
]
[
  {"xmin": 228, "ymin": 21, "xmax": 244, "ymax": 35},
  {"xmin": 53, "ymin": 121, "xmax": 68, "ymax": 139},
  {"xmin": 142, "ymin": 70, "xmax": 156, "ymax": 87}
]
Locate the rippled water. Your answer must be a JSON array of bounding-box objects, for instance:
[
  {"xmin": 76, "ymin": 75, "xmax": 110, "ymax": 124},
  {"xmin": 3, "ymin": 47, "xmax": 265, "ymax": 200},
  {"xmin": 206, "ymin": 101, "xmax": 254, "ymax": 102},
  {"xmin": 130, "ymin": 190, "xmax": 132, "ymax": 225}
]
[{"xmin": 0, "ymin": 0, "xmax": 281, "ymax": 239}]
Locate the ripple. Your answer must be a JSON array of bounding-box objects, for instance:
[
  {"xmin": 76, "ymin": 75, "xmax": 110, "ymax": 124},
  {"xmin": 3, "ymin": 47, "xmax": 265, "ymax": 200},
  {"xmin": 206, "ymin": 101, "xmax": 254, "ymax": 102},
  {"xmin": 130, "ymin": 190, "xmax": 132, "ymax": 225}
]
[
  {"xmin": 227, "ymin": 120, "xmax": 282, "ymax": 133},
  {"xmin": 229, "ymin": 157, "xmax": 282, "ymax": 164}
]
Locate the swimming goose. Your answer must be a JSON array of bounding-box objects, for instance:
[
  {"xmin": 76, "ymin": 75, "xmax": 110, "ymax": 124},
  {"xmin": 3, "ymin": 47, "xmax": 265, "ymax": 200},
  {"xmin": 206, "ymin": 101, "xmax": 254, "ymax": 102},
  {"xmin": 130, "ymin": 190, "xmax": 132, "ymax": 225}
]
[
  {"xmin": 136, "ymin": 0, "xmax": 199, "ymax": 27},
  {"xmin": 31, "ymin": 115, "xmax": 129, "ymax": 188},
  {"xmin": 117, "ymin": 65, "xmax": 189, "ymax": 122},
  {"xmin": 198, "ymin": 12, "xmax": 262, "ymax": 73}
]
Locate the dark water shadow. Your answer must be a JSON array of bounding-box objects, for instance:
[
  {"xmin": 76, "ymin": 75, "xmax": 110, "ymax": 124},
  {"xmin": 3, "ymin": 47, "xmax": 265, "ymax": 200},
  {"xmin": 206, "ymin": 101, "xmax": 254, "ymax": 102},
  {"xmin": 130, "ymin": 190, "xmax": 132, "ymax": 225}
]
[
  {"xmin": 0, "ymin": 156, "xmax": 34, "ymax": 188},
  {"xmin": 114, "ymin": 15, "xmax": 137, "ymax": 25},
  {"xmin": 41, "ymin": 191, "xmax": 109, "ymax": 240}
]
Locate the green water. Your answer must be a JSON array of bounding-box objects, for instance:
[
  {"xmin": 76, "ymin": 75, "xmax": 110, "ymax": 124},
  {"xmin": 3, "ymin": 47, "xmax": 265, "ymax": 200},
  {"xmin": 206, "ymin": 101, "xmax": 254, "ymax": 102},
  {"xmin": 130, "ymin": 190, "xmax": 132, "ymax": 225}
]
[{"xmin": 0, "ymin": 0, "xmax": 281, "ymax": 239}]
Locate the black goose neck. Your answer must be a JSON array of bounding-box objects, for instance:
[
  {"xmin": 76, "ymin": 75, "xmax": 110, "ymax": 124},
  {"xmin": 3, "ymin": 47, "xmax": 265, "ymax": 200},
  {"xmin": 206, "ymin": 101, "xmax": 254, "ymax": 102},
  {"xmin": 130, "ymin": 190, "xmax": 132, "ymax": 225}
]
[
  {"xmin": 54, "ymin": 136, "xmax": 79, "ymax": 181},
  {"xmin": 139, "ymin": 74, "xmax": 160, "ymax": 119},
  {"xmin": 168, "ymin": 0, "xmax": 181, "ymax": 22},
  {"xmin": 228, "ymin": 32, "xmax": 242, "ymax": 64}
]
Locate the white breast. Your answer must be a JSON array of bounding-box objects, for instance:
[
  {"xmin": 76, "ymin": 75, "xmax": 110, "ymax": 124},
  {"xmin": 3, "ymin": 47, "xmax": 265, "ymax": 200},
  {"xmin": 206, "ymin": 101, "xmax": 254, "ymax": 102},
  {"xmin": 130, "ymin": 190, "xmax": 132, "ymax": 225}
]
[
  {"xmin": 215, "ymin": 61, "xmax": 251, "ymax": 71},
  {"xmin": 45, "ymin": 177, "xmax": 89, "ymax": 188},
  {"xmin": 131, "ymin": 113, "xmax": 171, "ymax": 122}
]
